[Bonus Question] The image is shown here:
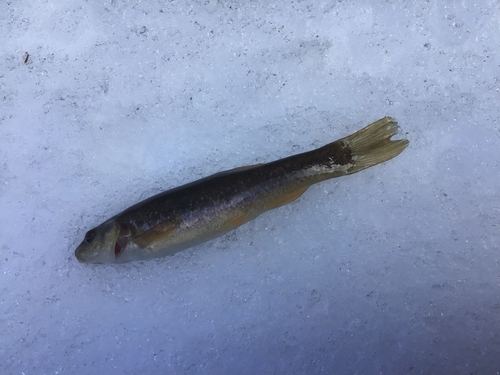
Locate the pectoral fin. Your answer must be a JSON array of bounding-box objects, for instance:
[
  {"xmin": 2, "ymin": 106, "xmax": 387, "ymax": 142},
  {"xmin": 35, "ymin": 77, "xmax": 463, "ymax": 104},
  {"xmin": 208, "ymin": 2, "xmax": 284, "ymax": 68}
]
[
  {"xmin": 265, "ymin": 186, "xmax": 309, "ymax": 210},
  {"xmin": 133, "ymin": 220, "xmax": 180, "ymax": 248}
]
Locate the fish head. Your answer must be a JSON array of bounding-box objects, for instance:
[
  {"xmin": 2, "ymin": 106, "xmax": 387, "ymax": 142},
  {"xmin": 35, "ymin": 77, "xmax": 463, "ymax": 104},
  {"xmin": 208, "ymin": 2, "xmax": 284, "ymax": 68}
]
[{"xmin": 75, "ymin": 220, "xmax": 120, "ymax": 264}]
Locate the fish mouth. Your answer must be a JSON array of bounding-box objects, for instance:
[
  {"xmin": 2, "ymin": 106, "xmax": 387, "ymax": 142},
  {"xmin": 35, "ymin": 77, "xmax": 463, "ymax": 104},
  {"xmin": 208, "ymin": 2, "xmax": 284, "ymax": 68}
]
[
  {"xmin": 75, "ymin": 243, "xmax": 96, "ymax": 263},
  {"xmin": 75, "ymin": 247, "xmax": 85, "ymax": 263}
]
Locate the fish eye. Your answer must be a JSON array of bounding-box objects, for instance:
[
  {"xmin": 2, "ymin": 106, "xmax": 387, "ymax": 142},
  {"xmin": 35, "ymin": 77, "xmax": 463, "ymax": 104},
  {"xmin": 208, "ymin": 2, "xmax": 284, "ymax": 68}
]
[{"xmin": 85, "ymin": 230, "xmax": 95, "ymax": 244}]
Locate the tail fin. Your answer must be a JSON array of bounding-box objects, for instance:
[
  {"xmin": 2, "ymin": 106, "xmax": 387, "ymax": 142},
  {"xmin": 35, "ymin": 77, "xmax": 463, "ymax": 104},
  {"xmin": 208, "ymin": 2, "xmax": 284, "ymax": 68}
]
[{"xmin": 341, "ymin": 116, "xmax": 409, "ymax": 174}]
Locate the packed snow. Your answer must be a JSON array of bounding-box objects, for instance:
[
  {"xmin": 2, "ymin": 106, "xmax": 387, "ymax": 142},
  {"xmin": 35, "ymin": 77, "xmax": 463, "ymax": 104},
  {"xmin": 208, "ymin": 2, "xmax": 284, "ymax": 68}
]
[{"xmin": 1, "ymin": 1, "xmax": 499, "ymax": 374}]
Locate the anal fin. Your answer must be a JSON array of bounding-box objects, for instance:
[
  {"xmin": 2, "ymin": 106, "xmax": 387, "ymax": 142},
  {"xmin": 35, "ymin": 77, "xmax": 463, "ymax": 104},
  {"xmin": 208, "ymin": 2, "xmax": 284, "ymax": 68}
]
[
  {"xmin": 227, "ymin": 213, "xmax": 251, "ymax": 228},
  {"xmin": 265, "ymin": 186, "xmax": 309, "ymax": 210}
]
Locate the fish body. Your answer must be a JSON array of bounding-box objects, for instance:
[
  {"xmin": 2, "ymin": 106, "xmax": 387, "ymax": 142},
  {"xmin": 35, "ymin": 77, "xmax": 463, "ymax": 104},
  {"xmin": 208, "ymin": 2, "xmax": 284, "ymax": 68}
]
[{"xmin": 75, "ymin": 117, "xmax": 408, "ymax": 264}]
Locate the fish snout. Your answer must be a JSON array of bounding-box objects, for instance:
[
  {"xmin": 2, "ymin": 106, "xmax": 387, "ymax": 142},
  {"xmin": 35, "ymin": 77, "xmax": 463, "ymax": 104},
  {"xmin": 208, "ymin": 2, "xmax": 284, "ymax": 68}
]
[
  {"xmin": 74, "ymin": 221, "xmax": 120, "ymax": 264},
  {"xmin": 74, "ymin": 245, "xmax": 87, "ymax": 263}
]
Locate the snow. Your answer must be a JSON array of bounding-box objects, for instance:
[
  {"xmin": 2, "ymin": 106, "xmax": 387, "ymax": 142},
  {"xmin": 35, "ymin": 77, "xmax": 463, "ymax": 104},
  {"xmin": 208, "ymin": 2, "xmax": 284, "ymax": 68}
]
[{"xmin": 2, "ymin": 1, "xmax": 500, "ymax": 374}]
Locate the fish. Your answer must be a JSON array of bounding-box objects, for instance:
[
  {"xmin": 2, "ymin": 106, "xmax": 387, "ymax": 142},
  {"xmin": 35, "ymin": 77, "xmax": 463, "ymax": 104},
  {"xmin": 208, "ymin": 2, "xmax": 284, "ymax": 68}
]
[{"xmin": 75, "ymin": 116, "xmax": 408, "ymax": 264}]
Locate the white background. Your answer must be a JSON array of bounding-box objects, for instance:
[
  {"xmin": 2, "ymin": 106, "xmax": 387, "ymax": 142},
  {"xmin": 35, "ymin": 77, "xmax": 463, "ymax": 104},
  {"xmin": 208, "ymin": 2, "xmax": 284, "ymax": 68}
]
[{"xmin": 2, "ymin": 1, "xmax": 499, "ymax": 373}]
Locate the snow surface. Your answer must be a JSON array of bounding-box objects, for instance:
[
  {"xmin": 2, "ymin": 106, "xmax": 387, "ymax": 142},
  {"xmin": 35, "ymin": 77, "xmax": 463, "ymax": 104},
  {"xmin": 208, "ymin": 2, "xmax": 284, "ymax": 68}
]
[{"xmin": 1, "ymin": 1, "xmax": 500, "ymax": 374}]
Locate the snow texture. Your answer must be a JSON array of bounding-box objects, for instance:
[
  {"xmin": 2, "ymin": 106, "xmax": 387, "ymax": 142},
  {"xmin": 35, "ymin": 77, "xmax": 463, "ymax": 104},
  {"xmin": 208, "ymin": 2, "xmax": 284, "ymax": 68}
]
[{"xmin": 1, "ymin": 1, "xmax": 500, "ymax": 374}]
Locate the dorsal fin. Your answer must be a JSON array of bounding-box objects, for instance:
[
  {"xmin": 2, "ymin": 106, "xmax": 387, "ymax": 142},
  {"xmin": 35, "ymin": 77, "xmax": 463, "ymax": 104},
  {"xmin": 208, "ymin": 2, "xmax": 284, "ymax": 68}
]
[
  {"xmin": 209, "ymin": 163, "xmax": 263, "ymax": 179},
  {"xmin": 227, "ymin": 163, "xmax": 262, "ymax": 172}
]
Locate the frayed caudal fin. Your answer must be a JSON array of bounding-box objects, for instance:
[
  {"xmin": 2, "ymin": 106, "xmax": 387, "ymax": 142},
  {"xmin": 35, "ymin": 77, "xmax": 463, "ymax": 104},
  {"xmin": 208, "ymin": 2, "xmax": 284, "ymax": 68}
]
[{"xmin": 341, "ymin": 116, "xmax": 409, "ymax": 174}]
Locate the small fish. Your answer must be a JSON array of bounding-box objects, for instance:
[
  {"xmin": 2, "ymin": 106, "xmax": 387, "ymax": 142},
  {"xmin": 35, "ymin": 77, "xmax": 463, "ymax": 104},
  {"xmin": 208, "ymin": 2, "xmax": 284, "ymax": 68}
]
[{"xmin": 75, "ymin": 117, "xmax": 408, "ymax": 264}]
